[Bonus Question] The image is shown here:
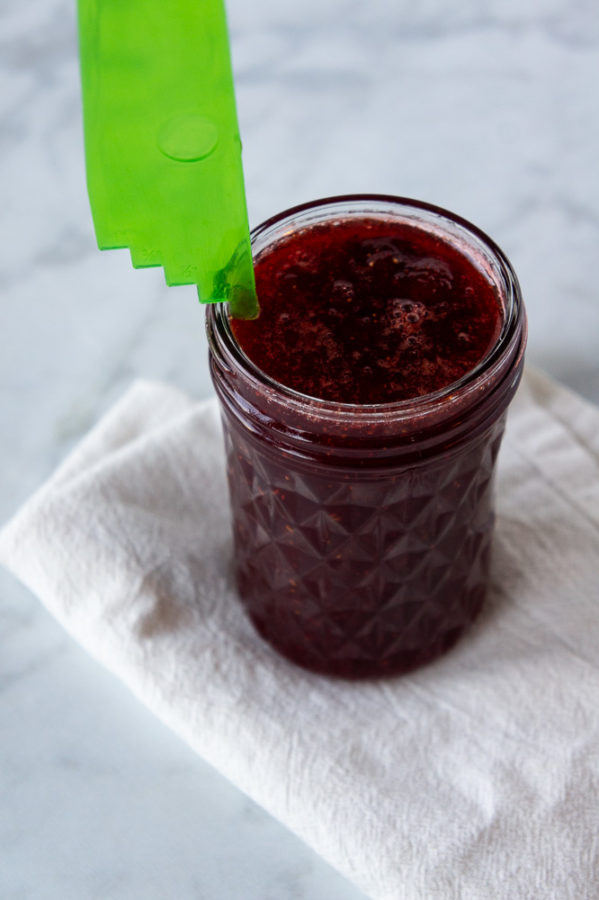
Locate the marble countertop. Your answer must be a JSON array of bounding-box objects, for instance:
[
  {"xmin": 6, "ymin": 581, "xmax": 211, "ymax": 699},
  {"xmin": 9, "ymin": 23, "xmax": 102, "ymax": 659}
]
[{"xmin": 1, "ymin": 1, "xmax": 598, "ymax": 897}]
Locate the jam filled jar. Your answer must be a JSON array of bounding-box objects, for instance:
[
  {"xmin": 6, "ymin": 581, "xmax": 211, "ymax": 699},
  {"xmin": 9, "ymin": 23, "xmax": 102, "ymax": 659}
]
[{"xmin": 206, "ymin": 196, "xmax": 527, "ymax": 678}]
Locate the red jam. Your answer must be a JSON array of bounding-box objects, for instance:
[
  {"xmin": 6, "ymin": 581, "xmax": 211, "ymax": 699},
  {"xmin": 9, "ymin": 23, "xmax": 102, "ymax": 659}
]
[
  {"xmin": 207, "ymin": 197, "xmax": 526, "ymax": 678},
  {"xmin": 232, "ymin": 218, "xmax": 502, "ymax": 404}
]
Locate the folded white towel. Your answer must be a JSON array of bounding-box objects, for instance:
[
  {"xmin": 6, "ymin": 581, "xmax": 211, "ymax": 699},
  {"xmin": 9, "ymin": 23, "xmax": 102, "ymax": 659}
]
[{"xmin": 2, "ymin": 367, "xmax": 598, "ymax": 900}]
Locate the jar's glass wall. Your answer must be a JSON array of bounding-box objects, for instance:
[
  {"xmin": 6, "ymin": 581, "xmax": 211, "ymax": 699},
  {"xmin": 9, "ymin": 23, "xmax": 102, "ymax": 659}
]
[{"xmin": 207, "ymin": 196, "xmax": 527, "ymax": 678}]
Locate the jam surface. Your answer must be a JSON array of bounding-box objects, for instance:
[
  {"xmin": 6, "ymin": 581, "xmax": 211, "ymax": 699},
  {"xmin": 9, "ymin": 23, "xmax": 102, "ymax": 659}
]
[{"xmin": 231, "ymin": 217, "xmax": 502, "ymax": 404}]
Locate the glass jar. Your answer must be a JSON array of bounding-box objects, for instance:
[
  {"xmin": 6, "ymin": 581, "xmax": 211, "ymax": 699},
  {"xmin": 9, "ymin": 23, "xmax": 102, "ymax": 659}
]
[{"xmin": 206, "ymin": 196, "xmax": 527, "ymax": 678}]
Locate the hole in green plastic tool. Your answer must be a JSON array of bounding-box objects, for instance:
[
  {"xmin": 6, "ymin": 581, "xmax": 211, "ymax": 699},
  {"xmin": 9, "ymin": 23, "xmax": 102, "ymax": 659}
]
[{"xmin": 157, "ymin": 113, "xmax": 219, "ymax": 163}]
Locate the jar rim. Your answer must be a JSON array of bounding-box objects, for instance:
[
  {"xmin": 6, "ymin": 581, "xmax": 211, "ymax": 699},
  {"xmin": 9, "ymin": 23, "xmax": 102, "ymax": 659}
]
[{"xmin": 207, "ymin": 194, "xmax": 526, "ymax": 426}]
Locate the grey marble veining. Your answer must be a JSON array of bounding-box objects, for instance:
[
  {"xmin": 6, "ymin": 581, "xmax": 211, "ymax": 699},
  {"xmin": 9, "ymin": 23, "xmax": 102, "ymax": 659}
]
[{"xmin": 1, "ymin": 0, "xmax": 598, "ymax": 897}]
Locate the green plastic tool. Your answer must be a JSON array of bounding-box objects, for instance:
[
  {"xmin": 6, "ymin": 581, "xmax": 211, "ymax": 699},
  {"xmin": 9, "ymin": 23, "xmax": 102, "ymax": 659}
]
[{"xmin": 77, "ymin": 0, "xmax": 257, "ymax": 318}]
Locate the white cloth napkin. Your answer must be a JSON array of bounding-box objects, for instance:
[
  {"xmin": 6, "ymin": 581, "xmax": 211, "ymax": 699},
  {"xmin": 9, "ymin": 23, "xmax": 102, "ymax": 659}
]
[{"xmin": 2, "ymin": 367, "xmax": 599, "ymax": 900}]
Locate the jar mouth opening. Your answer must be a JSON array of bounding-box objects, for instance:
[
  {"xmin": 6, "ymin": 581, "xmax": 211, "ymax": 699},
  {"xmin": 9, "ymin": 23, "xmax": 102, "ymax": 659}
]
[{"xmin": 208, "ymin": 194, "xmax": 525, "ymax": 418}]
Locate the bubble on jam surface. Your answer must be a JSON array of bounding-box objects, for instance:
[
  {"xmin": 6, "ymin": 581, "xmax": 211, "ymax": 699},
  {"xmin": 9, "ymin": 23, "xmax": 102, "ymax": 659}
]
[
  {"xmin": 331, "ymin": 279, "xmax": 355, "ymax": 302},
  {"xmin": 232, "ymin": 217, "xmax": 502, "ymax": 404},
  {"xmin": 387, "ymin": 298, "xmax": 428, "ymax": 325}
]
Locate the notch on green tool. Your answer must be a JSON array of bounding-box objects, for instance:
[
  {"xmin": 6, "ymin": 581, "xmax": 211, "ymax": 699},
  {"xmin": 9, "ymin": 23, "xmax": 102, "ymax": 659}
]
[{"xmin": 77, "ymin": 0, "xmax": 258, "ymax": 319}]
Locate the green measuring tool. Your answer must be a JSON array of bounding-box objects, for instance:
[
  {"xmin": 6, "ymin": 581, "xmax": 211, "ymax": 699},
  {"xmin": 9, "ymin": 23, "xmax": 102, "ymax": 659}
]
[{"xmin": 77, "ymin": 0, "xmax": 258, "ymax": 318}]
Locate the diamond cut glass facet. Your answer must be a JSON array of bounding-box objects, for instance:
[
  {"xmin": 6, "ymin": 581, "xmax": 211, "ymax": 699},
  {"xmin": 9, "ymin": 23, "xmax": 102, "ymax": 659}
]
[{"xmin": 225, "ymin": 420, "xmax": 505, "ymax": 678}]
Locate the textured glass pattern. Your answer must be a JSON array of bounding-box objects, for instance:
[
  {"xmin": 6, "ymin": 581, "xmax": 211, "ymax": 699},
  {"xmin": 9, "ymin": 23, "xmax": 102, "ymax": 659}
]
[{"xmin": 224, "ymin": 418, "xmax": 506, "ymax": 678}]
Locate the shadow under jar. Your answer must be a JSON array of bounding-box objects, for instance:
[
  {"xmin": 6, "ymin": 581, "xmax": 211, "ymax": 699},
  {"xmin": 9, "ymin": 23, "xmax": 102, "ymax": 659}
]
[{"xmin": 207, "ymin": 196, "xmax": 527, "ymax": 679}]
